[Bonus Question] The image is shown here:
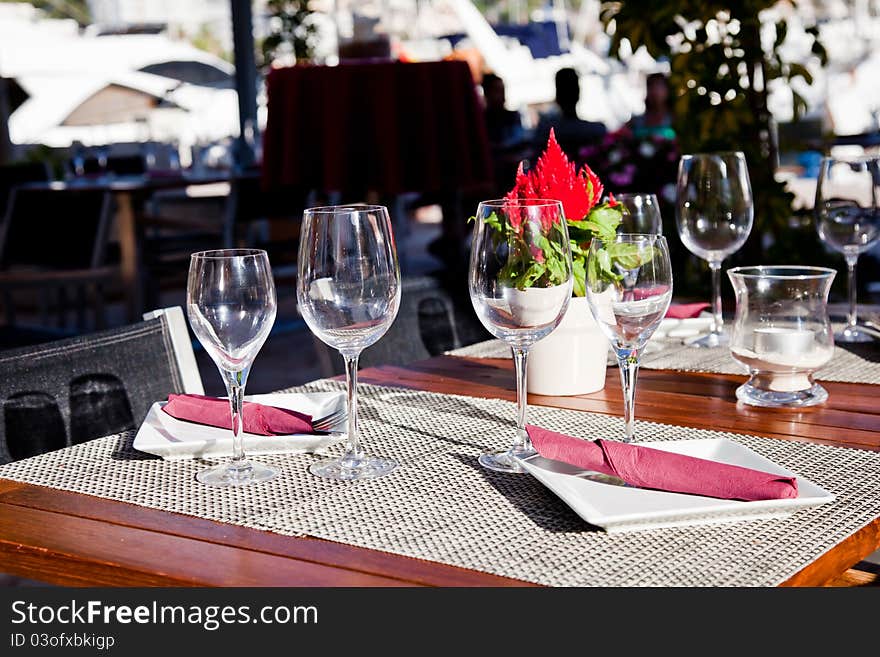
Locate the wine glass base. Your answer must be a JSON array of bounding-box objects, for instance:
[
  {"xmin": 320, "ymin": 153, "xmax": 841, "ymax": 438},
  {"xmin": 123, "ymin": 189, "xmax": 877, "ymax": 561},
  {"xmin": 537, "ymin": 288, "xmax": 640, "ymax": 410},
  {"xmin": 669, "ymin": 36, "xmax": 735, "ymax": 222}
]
[
  {"xmin": 736, "ymin": 381, "xmax": 828, "ymax": 408},
  {"xmin": 479, "ymin": 446, "xmax": 536, "ymax": 473},
  {"xmin": 196, "ymin": 460, "xmax": 277, "ymax": 487},
  {"xmin": 309, "ymin": 455, "xmax": 397, "ymax": 481},
  {"xmin": 686, "ymin": 331, "xmax": 728, "ymax": 348},
  {"xmin": 835, "ymin": 326, "xmax": 875, "ymax": 343}
]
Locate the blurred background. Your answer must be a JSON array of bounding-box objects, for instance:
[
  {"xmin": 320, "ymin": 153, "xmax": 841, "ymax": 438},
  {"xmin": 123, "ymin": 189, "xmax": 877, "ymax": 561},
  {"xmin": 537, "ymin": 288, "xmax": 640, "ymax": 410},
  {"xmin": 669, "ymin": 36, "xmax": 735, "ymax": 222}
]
[{"xmin": 1, "ymin": 0, "xmax": 879, "ymax": 392}]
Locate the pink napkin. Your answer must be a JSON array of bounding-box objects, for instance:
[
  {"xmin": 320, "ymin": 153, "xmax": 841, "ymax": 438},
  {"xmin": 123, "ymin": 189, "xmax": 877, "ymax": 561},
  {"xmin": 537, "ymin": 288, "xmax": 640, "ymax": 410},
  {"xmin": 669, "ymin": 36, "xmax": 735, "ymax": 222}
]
[
  {"xmin": 665, "ymin": 302, "xmax": 710, "ymax": 319},
  {"xmin": 526, "ymin": 425, "xmax": 798, "ymax": 501},
  {"xmin": 163, "ymin": 394, "xmax": 313, "ymax": 435}
]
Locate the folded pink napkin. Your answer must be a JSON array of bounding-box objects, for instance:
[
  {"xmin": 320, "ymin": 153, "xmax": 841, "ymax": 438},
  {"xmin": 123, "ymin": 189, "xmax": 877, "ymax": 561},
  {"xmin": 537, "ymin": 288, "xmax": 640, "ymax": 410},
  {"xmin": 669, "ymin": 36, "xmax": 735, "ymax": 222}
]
[
  {"xmin": 163, "ymin": 394, "xmax": 313, "ymax": 435},
  {"xmin": 526, "ymin": 425, "xmax": 798, "ymax": 501},
  {"xmin": 665, "ymin": 302, "xmax": 710, "ymax": 319}
]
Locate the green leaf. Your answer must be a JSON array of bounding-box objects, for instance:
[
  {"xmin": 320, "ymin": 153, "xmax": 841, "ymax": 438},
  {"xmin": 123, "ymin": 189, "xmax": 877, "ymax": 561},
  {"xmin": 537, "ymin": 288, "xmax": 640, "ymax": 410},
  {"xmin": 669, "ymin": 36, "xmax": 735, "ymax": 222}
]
[{"xmin": 572, "ymin": 259, "xmax": 586, "ymax": 297}]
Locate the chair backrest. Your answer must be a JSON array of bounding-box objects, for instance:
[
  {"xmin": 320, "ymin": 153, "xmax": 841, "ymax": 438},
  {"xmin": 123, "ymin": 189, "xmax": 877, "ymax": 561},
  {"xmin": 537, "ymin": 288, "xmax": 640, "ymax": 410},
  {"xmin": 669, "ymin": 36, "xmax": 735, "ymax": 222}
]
[
  {"xmin": 0, "ymin": 161, "xmax": 51, "ymax": 218},
  {"xmin": 0, "ymin": 187, "xmax": 112, "ymax": 270},
  {"xmin": 312, "ymin": 276, "xmax": 491, "ymax": 376},
  {"xmin": 223, "ymin": 174, "xmax": 307, "ymax": 265},
  {"xmin": 78, "ymin": 154, "xmax": 146, "ymax": 177},
  {"xmin": 0, "ymin": 307, "xmax": 203, "ymax": 463}
]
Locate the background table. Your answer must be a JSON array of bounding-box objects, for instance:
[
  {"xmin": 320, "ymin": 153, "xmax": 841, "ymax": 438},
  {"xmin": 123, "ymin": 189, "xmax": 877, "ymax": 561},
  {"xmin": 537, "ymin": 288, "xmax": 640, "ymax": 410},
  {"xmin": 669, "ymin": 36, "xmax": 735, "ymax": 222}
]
[
  {"xmin": 19, "ymin": 172, "xmax": 258, "ymax": 322},
  {"xmin": 262, "ymin": 61, "xmax": 492, "ymax": 197},
  {"xmin": 0, "ymin": 356, "xmax": 878, "ymax": 586}
]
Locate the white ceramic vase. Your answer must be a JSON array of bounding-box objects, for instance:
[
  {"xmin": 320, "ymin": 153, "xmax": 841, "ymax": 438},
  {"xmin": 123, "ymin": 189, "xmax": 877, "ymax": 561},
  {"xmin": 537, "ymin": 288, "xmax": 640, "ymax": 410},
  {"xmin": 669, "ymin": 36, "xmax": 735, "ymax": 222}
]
[{"xmin": 527, "ymin": 296, "xmax": 609, "ymax": 396}]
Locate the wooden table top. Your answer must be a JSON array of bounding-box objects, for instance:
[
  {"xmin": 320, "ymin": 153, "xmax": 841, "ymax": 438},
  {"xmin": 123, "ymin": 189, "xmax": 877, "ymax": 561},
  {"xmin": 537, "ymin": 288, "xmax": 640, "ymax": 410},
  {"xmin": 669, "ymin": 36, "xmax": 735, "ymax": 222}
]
[{"xmin": 1, "ymin": 355, "xmax": 878, "ymax": 587}]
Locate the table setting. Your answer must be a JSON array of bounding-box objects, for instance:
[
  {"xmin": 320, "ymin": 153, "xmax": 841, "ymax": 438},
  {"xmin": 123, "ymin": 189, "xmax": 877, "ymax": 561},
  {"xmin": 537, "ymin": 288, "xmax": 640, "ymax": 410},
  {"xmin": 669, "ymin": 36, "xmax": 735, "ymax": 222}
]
[{"xmin": 1, "ymin": 133, "xmax": 879, "ymax": 587}]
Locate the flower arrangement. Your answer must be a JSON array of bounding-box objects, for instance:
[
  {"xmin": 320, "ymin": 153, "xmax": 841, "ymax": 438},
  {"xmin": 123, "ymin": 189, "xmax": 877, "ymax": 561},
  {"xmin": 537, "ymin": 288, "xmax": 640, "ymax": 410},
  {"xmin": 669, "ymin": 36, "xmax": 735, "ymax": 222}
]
[{"xmin": 479, "ymin": 130, "xmax": 643, "ymax": 296}]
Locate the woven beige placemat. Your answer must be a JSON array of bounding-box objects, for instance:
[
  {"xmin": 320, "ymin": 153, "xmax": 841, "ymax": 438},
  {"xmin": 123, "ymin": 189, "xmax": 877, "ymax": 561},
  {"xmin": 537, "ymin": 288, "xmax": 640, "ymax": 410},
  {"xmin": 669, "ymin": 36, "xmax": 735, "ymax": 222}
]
[{"xmin": 447, "ymin": 339, "xmax": 880, "ymax": 384}]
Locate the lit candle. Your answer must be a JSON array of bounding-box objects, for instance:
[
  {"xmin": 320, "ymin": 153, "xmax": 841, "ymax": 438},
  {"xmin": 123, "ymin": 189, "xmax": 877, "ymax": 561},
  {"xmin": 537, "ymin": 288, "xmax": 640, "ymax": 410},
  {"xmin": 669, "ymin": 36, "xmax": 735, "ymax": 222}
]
[
  {"xmin": 747, "ymin": 327, "xmax": 826, "ymax": 393},
  {"xmin": 753, "ymin": 327, "xmax": 814, "ymax": 356}
]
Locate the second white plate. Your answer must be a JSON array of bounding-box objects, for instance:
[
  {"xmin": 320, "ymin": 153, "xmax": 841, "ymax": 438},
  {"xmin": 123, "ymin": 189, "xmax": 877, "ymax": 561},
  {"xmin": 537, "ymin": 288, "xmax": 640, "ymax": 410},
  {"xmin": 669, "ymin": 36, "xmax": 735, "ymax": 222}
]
[{"xmin": 516, "ymin": 438, "xmax": 835, "ymax": 532}]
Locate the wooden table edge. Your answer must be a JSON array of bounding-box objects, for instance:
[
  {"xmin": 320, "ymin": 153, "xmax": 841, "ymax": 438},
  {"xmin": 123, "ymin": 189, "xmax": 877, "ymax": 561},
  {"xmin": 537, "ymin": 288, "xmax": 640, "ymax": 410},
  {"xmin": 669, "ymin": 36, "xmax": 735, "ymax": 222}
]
[{"xmin": 0, "ymin": 478, "xmax": 530, "ymax": 588}]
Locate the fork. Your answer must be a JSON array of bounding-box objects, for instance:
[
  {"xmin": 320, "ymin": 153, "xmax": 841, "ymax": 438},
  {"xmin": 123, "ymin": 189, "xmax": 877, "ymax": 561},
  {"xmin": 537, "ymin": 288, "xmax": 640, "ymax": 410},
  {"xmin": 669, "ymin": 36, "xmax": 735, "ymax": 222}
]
[{"xmin": 312, "ymin": 408, "xmax": 347, "ymax": 432}]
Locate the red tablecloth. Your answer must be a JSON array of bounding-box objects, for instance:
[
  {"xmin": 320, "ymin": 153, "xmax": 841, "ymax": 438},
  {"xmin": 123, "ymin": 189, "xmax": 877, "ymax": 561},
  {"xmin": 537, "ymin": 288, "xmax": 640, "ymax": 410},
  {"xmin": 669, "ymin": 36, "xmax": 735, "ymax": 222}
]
[{"xmin": 262, "ymin": 61, "xmax": 493, "ymax": 195}]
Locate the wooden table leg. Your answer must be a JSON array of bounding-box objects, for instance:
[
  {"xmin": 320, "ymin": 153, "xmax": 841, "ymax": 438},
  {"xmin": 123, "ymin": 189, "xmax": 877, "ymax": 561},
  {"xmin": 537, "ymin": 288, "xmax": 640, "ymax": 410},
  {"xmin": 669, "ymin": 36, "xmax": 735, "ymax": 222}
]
[{"xmin": 115, "ymin": 191, "xmax": 141, "ymax": 322}]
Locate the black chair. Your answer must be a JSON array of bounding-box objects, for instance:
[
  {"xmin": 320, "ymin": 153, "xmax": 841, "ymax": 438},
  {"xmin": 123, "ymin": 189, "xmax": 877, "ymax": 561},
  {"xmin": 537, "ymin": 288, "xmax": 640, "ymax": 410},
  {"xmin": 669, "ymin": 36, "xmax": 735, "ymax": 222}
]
[
  {"xmin": 138, "ymin": 171, "xmax": 305, "ymax": 308},
  {"xmin": 312, "ymin": 276, "xmax": 492, "ymax": 376},
  {"xmin": 0, "ymin": 187, "xmax": 117, "ymax": 332},
  {"xmin": 0, "ymin": 161, "xmax": 51, "ymax": 218},
  {"xmin": 0, "ymin": 307, "xmax": 203, "ymax": 463},
  {"xmin": 223, "ymin": 174, "xmax": 308, "ymax": 273}
]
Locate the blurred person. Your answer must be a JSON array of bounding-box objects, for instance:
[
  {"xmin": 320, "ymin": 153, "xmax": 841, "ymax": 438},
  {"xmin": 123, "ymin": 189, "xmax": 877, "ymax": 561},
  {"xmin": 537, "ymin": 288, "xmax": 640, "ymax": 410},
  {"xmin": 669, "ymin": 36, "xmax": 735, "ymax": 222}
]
[
  {"xmin": 534, "ymin": 67, "xmax": 607, "ymax": 157},
  {"xmin": 628, "ymin": 73, "xmax": 675, "ymax": 140},
  {"xmin": 481, "ymin": 73, "xmax": 525, "ymax": 149}
]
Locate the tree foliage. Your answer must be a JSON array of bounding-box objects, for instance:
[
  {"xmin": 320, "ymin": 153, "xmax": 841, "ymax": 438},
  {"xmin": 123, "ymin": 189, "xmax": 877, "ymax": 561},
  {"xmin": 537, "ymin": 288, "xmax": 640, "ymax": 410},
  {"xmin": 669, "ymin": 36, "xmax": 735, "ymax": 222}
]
[
  {"xmin": 260, "ymin": 0, "xmax": 319, "ymax": 70},
  {"xmin": 602, "ymin": 1, "xmax": 827, "ymax": 259}
]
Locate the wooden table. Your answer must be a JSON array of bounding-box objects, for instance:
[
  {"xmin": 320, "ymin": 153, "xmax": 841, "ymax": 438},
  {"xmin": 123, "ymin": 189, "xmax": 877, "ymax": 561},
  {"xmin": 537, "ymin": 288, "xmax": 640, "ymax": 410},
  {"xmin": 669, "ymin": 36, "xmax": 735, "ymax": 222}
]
[{"xmin": 1, "ymin": 356, "xmax": 878, "ymax": 587}]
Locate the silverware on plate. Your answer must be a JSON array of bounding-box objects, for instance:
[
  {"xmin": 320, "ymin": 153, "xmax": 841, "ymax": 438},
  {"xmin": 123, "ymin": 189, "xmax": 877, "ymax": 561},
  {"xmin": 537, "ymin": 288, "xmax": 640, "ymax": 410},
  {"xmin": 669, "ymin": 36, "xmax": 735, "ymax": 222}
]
[{"xmin": 312, "ymin": 408, "xmax": 347, "ymax": 432}]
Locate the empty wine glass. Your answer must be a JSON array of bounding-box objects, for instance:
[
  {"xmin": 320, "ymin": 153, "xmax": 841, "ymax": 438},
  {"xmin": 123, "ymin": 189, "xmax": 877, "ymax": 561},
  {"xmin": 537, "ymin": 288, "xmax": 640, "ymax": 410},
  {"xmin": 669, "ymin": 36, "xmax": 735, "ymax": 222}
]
[
  {"xmin": 94, "ymin": 144, "xmax": 110, "ymax": 177},
  {"xmin": 676, "ymin": 152, "xmax": 753, "ymax": 347},
  {"xmin": 616, "ymin": 193, "xmax": 663, "ymax": 234},
  {"xmin": 70, "ymin": 143, "xmax": 86, "ymax": 178},
  {"xmin": 297, "ymin": 205, "xmax": 401, "ymax": 480},
  {"xmin": 469, "ymin": 199, "xmax": 573, "ymax": 473},
  {"xmin": 187, "ymin": 249, "xmax": 277, "ymax": 486},
  {"xmin": 815, "ymin": 154, "xmax": 880, "ymax": 343},
  {"xmin": 585, "ymin": 234, "xmax": 672, "ymax": 442}
]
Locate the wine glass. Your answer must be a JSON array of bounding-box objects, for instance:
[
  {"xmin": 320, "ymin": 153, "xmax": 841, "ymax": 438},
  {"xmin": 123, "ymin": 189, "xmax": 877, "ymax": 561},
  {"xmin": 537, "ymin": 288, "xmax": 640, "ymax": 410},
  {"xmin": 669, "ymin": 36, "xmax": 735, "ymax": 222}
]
[
  {"xmin": 815, "ymin": 154, "xmax": 880, "ymax": 343},
  {"xmin": 70, "ymin": 143, "xmax": 86, "ymax": 179},
  {"xmin": 297, "ymin": 205, "xmax": 401, "ymax": 480},
  {"xmin": 615, "ymin": 193, "xmax": 663, "ymax": 234},
  {"xmin": 94, "ymin": 144, "xmax": 110, "ymax": 177},
  {"xmin": 585, "ymin": 234, "xmax": 672, "ymax": 442},
  {"xmin": 469, "ymin": 199, "xmax": 573, "ymax": 473},
  {"xmin": 676, "ymin": 152, "xmax": 753, "ymax": 347},
  {"xmin": 187, "ymin": 249, "xmax": 278, "ymax": 486}
]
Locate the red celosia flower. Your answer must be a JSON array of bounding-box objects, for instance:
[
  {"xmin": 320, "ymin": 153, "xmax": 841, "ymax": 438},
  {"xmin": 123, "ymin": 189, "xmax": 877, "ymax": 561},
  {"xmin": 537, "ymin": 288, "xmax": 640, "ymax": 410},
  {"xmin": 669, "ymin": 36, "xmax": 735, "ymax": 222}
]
[
  {"xmin": 506, "ymin": 129, "xmax": 604, "ymax": 223},
  {"xmin": 529, "ymin": 244, "xmax": 545, "ymax": 263}
]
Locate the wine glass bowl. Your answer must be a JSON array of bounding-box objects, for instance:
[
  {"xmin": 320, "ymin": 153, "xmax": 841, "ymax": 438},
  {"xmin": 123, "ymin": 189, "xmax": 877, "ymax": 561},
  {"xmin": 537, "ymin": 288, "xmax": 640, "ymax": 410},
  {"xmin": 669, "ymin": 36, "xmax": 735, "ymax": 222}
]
[
  {"xmin": 676, "ymin": 152, "xmax": 753, "ymax": 347},
  {"xmin": 815, "ymin": 154, "xmax": 880, "ymax": 343},
  {"xmin": 615, "ymin": 193, "xmax": 663, "ymax": 235},
  {"xmin": 586, "ymin": 234, "xmax": 672, "ymax": 442},
  {"xmin": 469, "ymin": 199, "xmax": 573, "ymax": 472},
  {"xmin": 187, "ymin": 249, "xmax": 278, "ymax": 486},
  {"xmin": 297, "ymin": 205, "xmax": 401, "ymax": 480}
]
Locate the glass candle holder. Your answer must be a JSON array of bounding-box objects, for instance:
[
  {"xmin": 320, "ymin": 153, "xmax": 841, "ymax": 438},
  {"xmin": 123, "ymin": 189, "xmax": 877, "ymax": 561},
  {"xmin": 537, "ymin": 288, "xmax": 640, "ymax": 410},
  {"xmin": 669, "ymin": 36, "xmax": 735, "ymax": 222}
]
[{"xmin": 728, "ymin": 266, "xmax": 836, "ymax": 407}]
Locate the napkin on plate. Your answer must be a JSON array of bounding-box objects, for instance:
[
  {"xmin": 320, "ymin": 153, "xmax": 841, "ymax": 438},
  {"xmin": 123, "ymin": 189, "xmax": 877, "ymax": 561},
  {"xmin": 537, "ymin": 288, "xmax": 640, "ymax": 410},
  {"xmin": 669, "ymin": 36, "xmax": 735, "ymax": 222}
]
[
  {"xmin": 163, "ymin": 394, "xmax": 313, "ymax": 435},
  {"xmin": 665, "ymin": 302, "xmax": 710, "ymax": 319},
  {"xmin": 526, "ymin": 425, "xmax": 798, "ymax": 501}
]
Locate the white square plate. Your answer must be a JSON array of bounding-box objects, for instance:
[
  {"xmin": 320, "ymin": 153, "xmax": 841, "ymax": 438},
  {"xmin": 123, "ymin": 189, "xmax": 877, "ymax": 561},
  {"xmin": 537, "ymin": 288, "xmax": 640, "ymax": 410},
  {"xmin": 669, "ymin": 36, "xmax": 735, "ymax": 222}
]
[
  {"xmin": 515, "ymin": 438, "xmax": 835, "ymax": 532},
  {"xmin": 653, "ymin": 316, "xmax": 714, "ymax": 341},
  {"xmin": 133, "ymin": 392, "xmax": 346, "ymax": 460}
]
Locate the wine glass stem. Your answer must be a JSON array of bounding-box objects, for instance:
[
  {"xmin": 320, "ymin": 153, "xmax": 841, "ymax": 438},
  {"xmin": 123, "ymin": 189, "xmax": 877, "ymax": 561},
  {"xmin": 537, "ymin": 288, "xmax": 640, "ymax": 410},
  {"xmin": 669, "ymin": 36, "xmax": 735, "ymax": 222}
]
[
  {"xmin": 222, "ymin": 367, "xmax": 250, "ymax": 470},
  {"xmin": 343, "ymin": 354, "xmax": 363, "ymax": 461},
  {"xmin": 512, "ymin": 346, "xmax": 531, "ymax": 451},
  {"xmin": 617, "ymin": 350, "xmax": 639, "ymax": 443},
  {"xmin": 709, "ymin": 259, "xmax": 723, "ymax": 336},
  {"xmin": 845, "ymin": 253, "xmax": 859, "ymax": 330}
]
